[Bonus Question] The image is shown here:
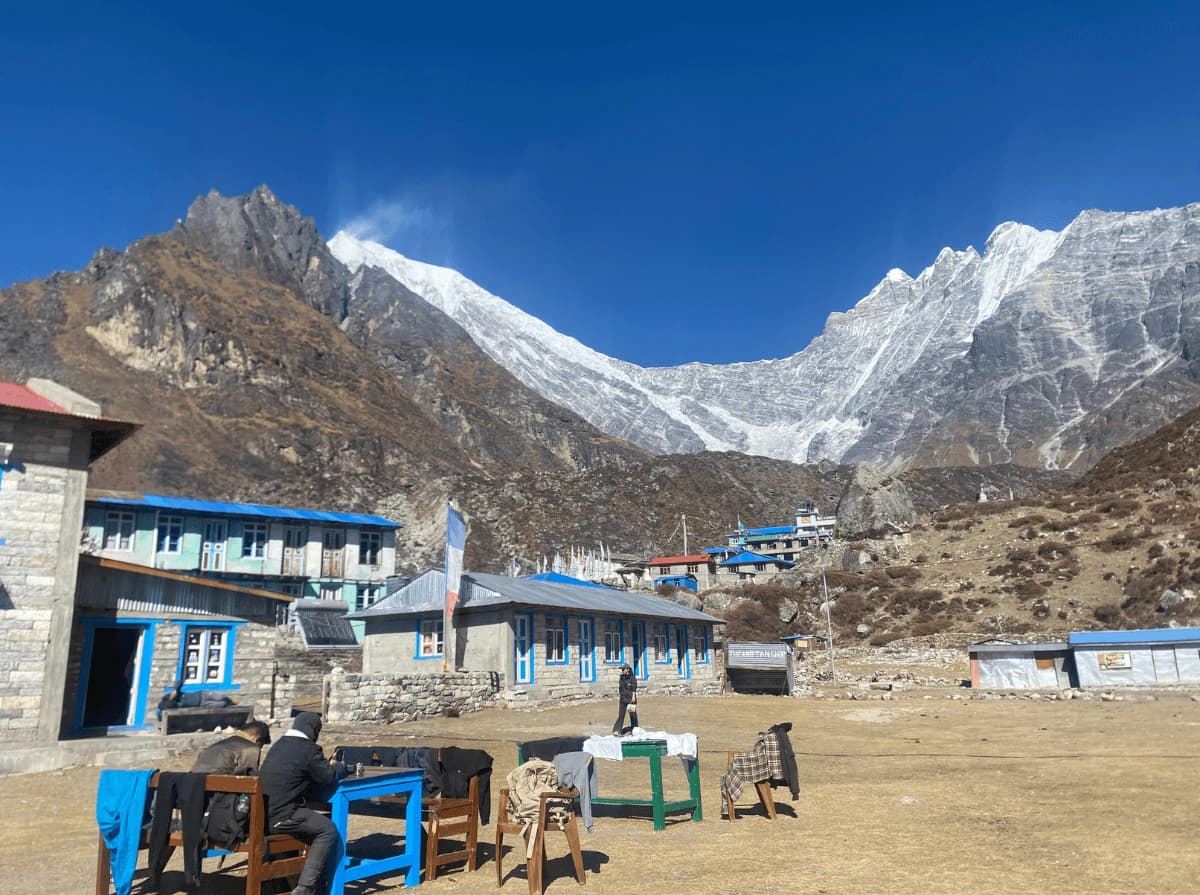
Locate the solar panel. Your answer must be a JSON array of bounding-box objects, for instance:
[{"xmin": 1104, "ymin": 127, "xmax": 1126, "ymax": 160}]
[{"xmin": 297, "ymin": 609, "xmax": 360, "ymax": 647}]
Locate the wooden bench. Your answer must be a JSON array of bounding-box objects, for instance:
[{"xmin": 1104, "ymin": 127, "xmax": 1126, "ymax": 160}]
[
  {"xmin": 333, "ymin": 746, "xmax": 484, "ymax": 882},
  {"xmin": 95, "ymin": 772, "xmax": 309, "ymax": 895},
  {"xmin": 158, "ymin": 705, "xmax": 254, "ymax": 735}
]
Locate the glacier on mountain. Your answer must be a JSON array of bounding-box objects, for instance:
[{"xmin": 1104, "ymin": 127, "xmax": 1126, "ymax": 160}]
[{"xmin": 330, "ymin": 203, "xmax": 1200, "ymax": 471}]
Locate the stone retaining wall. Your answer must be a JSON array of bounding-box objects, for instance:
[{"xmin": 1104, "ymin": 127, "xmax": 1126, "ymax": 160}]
[{"xmin": 324, "ymin": 670, "xmax": 499, "ymax": 724}]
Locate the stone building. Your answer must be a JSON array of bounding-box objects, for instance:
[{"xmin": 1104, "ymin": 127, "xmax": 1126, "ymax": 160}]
[
  {"xmin": 64, "ymin": 556, "xmax": 294, "ymax": 733},
  {"xmin": 351, "ymin": 570, "xmax": 722, "ymax": 700},
  {"xmin": 0, "ymin": 380, "xmax": 136, "ymax": 746}
]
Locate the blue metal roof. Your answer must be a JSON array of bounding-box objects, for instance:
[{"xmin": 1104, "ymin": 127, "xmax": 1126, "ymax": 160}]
[
  {"xmin": 525, "ymin": 572, "xmax": 608, "ymax": 589},
  {"xmin": 1068, "ymin": 628, "xmax": 1200, "ymax": 646},
  {"xmin": 88, "ymin": 491, "xmax": 400, "ymax": 528},
  {"xmin": 719, "ymin": 549, "xmax": 796, "ymax": 568},
  {"xmin": 741, "ymin": 526, "xmax": 795, "ymax": 537}
]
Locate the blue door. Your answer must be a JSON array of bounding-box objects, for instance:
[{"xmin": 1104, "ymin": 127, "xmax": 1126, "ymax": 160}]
[
  {"xmin": 578, "ymin": 618, "xmax": 595, "ymax": 683},
  {"xmin": 675, "ymin": 624, "xmax": 691, "ymax": 679},
  {"xmin": 514, "ymin": 613, "xmax": 534, "ymax": 684},
  {"xmin": 631, "ymin": 621, "xmax": 648, "ymax": 680}
]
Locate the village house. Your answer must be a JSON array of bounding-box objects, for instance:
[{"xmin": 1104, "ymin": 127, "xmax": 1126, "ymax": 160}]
[
  {"xmin": 0, "ymin": 380, "xmax": 137, "ymax": 748},
  {"xmin": 715, "ymin": 548, "xmax": 796, "ymax": 582},
  {"xmin": 350, "ymin": 569, "xmax": 723, "ymax": 699},
  {"xmin": 82, "ymin": 491, "xmax": 400, "ymax": 611},
  {"xmin": 65, "ymin": 555, "xmax": 294, "ymax": 734},
  {"xmin": 725, "ymin": 499, "xmax": 836, "ymax": 560},
  {"xmin": 646, "ymin": 553, "xmax": 718, "ymax": 591}
]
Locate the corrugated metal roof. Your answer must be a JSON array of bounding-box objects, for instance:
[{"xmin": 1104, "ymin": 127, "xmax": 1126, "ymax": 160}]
[
  {"xmin": 524, "ymin": 572, "xmax": 608, "ymax": 589},
  {"xmin": 739, "ymin": 526, "xmax": 795, "ymax": 537},
  {"xmin": 719, "ymin": 549, "xmax": 796, "ymax": 568},
  {"xmin": 648, "ymin": 554, "xmax": 711, "ymax": 566},
  {"xmin": 0, "ymin": 382, "xmax": 69, "ymax": 415},
  {"xmin": 350, "ymin": 568, "xmax": 721, "ymax": 623},
  {"xmin": 1068, "ymin": 628, "xmax": 1200, "ymax": 646},
  {"xmin": 968, "ymin": 641, "xmax": 1068, "ymax": 655},
  {"xmin": 87, "ymin": 490, "xmax": 400, "ymax": 528}
]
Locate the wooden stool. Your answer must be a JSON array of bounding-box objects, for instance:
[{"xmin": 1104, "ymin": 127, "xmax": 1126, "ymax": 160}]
[{"xmin": 724, "ymin": 751, "xmax": 777, "ymax": 821}]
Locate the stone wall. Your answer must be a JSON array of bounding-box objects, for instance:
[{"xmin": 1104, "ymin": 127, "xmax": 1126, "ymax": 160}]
[
  {"xmin": 0, "ymin": 409, "xmax": 91, "ymax": 743},
  {"xmin": 324, "ymin": 670, "xmax": 498, "ymax": 725}
]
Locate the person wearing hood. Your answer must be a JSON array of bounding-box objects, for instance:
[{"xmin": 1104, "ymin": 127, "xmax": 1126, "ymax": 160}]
[
  {"xmin": 258, "ymin": 712, "xmax": 348, "ymax": 895},
  {"xmin": 612, "ymin": 663, "xmax": 639, "ymax": 735}
]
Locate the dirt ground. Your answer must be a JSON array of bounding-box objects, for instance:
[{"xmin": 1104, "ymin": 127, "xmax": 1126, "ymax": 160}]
[{"xmin": 5, "ymin": 685, "xmax": 1200, "ymax": 895}]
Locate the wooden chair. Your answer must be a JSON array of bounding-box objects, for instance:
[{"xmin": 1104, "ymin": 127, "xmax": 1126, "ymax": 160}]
[
  {"xmin": 495, "ymin": 787, "xmax": 585, "ymax": 895},
  {"xmin": 723, "ymin": 750, "xmax": 777, "ymax": 821},
  {"xmin": 95, "ymin": 773, "xmax": 309, "ymax": 895}
]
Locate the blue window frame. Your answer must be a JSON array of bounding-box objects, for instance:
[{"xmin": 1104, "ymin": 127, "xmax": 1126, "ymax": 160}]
[
  {"xmin": 75, "ymin": 617, "xmax": 158, "ymax": 731},
  {"xmin": 603, "ymin": 619, "xmax": 624, "ymax": 665},
  {"xmin": 177, "ymin": 622, "xmax": 241, "ymax": 690},
  {"xmin": 544, "ymin": 614, "xmax": 569, "ymax": 664},
  {"xmin": 415, "ymin": 617, "xmax": 444, "ymax": 660},
  {"xmin": 577, "ymin": 617, "xmax": 596, "ymax": 683},
  {"xmin": 652, "ymin": 622, "xmax": 671, "ymax": 663},
  {"xmin": 675, "ymin": 624, "xmax": 691, "ymax": 679},
  {"xmin": 514, "ymin": 612, "xmax": 534, "ymax": 684},
  {"xmin": 630, "ymin": 620, "xmax": 648, "ymax": 680}
]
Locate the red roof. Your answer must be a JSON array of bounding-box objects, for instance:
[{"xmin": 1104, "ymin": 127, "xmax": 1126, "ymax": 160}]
[
  {"xmin": 648, "ymin": 554, "xmax": 710, "ymax": 566},
  {"xmin": 0, "ymin": 382, "xmax": 71, "ymax": 415}
]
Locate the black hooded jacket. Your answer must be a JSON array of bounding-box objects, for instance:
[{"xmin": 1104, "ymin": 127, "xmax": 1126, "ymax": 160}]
[{"xmin": 258, "ymin": 713, "xmax": 346, "ymax": 823}]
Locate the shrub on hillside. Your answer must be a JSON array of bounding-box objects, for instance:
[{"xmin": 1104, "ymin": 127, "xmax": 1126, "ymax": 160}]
[
  {"xmin": 1096, "ymin": 527, "xmax": 1146, "ymax": 553},
  {"xmin": 1009, "ymin": 514, "xmax": 1047, "ymax": 528},
  {"xmin": 1093, "ymin": 604, "xmax": 1122, "ymax": 623},
  {"xmin": 869, "ymin": 631, "xmax": 903, "ymax": 647},
  {"xmin": 885, "ymin": 566, "xmax": 922, "ymax": 584}
]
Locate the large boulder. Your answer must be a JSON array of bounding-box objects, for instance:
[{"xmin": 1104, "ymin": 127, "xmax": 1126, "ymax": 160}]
[{"xmin": 836, "ymin": 464, "xmax": 918, "ymax": 539}]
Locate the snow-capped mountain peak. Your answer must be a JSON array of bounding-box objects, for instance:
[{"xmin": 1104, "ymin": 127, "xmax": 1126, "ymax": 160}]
[{"xmin": 330, "ymin": 203, "xmax": 1200, "ymax": 472}]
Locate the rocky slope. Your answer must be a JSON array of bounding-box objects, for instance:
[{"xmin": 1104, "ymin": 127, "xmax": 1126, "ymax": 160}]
[
  {"xmin": 0, "ymin": 187, "xmax": 1069, "ymax": 574},
  {"xmin": 333, "ymin": 204, "xmax": 1200, "ymax": 472}
]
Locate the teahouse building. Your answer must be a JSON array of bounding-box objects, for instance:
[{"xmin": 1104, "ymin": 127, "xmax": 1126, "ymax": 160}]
[
  {"xmin": 351, "ymin": 570, "xmax": 723, "ymax": 697},
  {"xmin": 1069, "ymin": 628, "xmax": 1200, "ymax": 687}
]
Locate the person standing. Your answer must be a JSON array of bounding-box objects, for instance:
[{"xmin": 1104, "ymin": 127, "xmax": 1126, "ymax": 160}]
[
  {"xmin": 612, "ymin": 664, "xmax": 639, "ymax": 734},
  {"xmin": 257, "ymin": 713, "xmax": 347, "ymax": 895}
]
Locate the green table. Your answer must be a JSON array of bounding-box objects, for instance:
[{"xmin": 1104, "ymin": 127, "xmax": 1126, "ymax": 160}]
[{"xmin": 590, "ymin": 739, "xmax": 703, "ymax": 831}]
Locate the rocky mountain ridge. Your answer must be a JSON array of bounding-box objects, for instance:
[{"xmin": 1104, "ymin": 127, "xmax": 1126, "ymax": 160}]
[
  {"xmin": 332, "ymin": 203, "xmax": 1200, "ymax": 472},
  {"xmin": 0, "ymin": 187, "xmax": 1079, "ymax": 574}
]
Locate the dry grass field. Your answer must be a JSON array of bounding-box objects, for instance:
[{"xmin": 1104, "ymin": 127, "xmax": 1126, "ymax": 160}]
[{"xmin": 4, "ymin": 685, "xmax": 1199, "ymax": 895}]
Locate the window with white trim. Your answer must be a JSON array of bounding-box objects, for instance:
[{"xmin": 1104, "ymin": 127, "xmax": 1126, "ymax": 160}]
[
  {"xmin": 419, "ymin": 618, "xmax": 444, "ymax": 658},
  {"xmin": 653, "ymin": 623, "xmax": 670, "ymax": 662},
  {"xmin": 157, "ymin": 515, "xmax": 183, "ymax": 554},
  {"xmin": 691, "ymin": 627, "xmax": 710, "ymax": 664},
  {"xmin": 545, "ymin": 614, "xmax": 567, "ymax": 664},
  {"xmin": 319, "ymin": 584, "xmax": 342, "ymax": 601},
  {"xmin": 242, "ymin": 522, "xmax": 268, "ymax": 559},
  {"xmin": 103, "ymin": 511, "xmax": 136, "ymax": 552},
  {"xmin": 359, "ymin": 531, "xmax": 382, "ymax": 566},
  {"xmin": 356, "ymin": 583, "xmax": 382, "ymax": 612},
  {"xmin": 604, "ymin": 619, "xmax": 623, "ymax": 664},
  {"xmin": 182, "ymin": 625, "xmax": 230, "ymax": 685}
]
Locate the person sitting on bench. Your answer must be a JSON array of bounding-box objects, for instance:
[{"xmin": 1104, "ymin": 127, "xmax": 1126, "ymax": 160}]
[
  {"xmin": 192, "ymin": 720, "xmax": 272, "ymax": 776},
  {"xmin": 258, "ymin": 713, "xmax": 348, "ymax": 895}
]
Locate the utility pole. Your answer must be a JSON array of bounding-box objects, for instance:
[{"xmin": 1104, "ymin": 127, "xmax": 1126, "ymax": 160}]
[
  {"xmin": 821, "ymin": 545, "xmax": 836, "ymax": 683},
  {"xmin": 681, "ymin": 514, "xmax": 688, "ymax": 555}
]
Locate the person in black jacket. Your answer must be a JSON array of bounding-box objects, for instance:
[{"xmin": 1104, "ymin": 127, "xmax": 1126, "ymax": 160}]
[
  {"xmin": 258, "ymin": 712, "xmax": 348, "ymax": 895},
  {"xmin": 612, "ymin": 664, "xmax": 639, "ymax": 734}
]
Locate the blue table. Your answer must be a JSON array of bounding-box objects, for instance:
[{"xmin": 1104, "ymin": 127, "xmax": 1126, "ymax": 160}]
[{"xmin": 323, "ymin": 768, "xmax": 425, "ymax": 893}]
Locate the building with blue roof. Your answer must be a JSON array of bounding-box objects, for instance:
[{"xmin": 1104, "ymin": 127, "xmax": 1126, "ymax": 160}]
[
  {"xmin": 1068, "ymin": 627, "xmax": 1200, "ymax": 687},
  {"xmin": 83, "ymin": 490, "xmax": 401, "ymax": 610},
  {"xmin": 718, "ymin": 549, "xmax": 796, "ymax": 582},
  {"xmin": 725, "ymin": 499, "xmax": 836, "ymax": 560}
]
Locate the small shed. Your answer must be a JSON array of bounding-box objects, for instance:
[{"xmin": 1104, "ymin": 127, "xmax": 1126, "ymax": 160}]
[
  {"xmin": 724, "ymin": 641, "xmax": 793, "ymax": 695},
  {"xmin": 968, "ymin": 640, "xmax": 1074, "ymax": 689},
  {"xmin": 1069, "ymin": 628, "xmax": 1200, "ymax": 687}
]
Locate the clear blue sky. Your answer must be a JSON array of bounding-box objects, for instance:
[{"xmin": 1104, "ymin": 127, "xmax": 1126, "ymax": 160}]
[{"xmin": 3, "ymin": 3, "xmax": 1199, "ymax": 366}]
